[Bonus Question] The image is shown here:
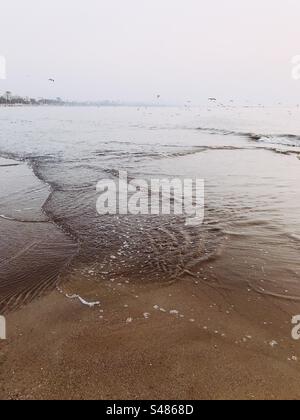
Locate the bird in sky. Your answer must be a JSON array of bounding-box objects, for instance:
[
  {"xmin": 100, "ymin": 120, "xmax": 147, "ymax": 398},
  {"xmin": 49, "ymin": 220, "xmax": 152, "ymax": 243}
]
[{"xmin": 48, "ymin": 78, "xmax": 55, "ymax": 83}]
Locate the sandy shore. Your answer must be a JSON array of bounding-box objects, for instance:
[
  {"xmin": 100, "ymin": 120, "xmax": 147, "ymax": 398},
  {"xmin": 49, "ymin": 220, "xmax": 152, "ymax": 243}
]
[
  {"xmin": 1, "ymin": 107, "xmax": 300, "ymax": 400},
  {"xmin": 1, "ymin": 270, "xmax": 300, "ymax": 400}
]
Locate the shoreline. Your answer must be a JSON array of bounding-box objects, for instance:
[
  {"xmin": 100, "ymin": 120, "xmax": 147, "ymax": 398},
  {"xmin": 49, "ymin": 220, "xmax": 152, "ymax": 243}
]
[{"xmin": 1, "ymin": 106, "xmax": 300, "ymax": 399}]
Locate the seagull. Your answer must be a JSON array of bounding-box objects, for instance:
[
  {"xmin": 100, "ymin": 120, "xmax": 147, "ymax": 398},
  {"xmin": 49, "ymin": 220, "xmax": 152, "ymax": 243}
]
[
  {"xmin": 48, "ymin": 78, "xmax": 55, "ymax": 83},
  {"xmin": 208, "ymin": 97, "xmax": 217, "ymax": 101}
]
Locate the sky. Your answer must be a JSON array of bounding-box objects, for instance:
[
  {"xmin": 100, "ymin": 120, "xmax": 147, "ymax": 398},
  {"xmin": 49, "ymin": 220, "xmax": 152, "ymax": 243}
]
[{"xmin": 0, "ymin": 0, "xmax": 300, "ymax": 105}]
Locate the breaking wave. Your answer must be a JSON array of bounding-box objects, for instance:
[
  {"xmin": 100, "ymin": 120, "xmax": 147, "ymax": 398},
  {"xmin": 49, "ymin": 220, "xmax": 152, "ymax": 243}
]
[{"xmin": 196, "ymin": 127, "xmax": 300, "ymax": 147}]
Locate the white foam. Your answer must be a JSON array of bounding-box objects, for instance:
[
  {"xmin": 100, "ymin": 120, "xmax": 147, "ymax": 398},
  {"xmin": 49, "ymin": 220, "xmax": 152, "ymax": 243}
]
[
  {"xmin": 57, "ymin": 286, "xmax": 100, "ymax": 308},
  {"xmin": 0, "ymin": 214, "xmax": 13, "ymax": 220},
  {"xmin": 66, "ymin": 294, "xmax": 100, "ymax": 308},
  {"xmin": 170, "ymin": 310, "xmax": 179, "ymax": 315}
]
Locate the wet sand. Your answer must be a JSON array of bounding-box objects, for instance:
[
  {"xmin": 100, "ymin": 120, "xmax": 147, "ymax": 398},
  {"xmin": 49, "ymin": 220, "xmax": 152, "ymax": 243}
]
[{"xmin": 1, "ymin": 265, "xmax": 300, "ymax": 400}]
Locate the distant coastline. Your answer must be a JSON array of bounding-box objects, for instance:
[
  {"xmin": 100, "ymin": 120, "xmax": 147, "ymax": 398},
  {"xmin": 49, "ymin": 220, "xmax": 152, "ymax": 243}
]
[{"xmin": 0, "ymin": 92, "xmax": 161, "ymax": 107}]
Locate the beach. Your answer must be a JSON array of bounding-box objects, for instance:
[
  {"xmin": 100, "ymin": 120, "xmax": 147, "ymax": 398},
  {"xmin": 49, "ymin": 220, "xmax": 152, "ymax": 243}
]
[
  {"xmin": 1, "ymin": 274, "xmax": 300, "ymax": 400},
  {"xmin": 1, "ymin": 106, "xmax": 300, "ymax": 399}
]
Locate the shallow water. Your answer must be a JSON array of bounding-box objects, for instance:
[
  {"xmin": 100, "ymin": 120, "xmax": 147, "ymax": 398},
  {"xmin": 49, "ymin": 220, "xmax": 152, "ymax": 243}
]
[{"xmin": 0, "ymin": 105, "xmax": 300, "ymax": 312}]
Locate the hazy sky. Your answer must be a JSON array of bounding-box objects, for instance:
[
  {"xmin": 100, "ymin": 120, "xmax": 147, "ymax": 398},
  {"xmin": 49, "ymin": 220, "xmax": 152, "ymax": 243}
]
[{"xmin": 0, "ymin": 0, "xmax": 300, "ymax": 104}]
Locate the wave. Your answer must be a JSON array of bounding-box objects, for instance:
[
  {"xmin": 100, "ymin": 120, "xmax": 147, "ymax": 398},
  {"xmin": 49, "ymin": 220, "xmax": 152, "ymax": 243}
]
[
  {"xmin": 0, "ymin": 214, "xmax": 49, "ymax": 223},
  {"xmin": 251, "ymin": 134, "xmax": 300, "ymax": 147},
  {"xmin": 196, "ymin": 127, "xmax": 300, "ymax": 147},
  {"xmin": 0, "ymin": 163, "xmax": 20, "ymax": 167}
]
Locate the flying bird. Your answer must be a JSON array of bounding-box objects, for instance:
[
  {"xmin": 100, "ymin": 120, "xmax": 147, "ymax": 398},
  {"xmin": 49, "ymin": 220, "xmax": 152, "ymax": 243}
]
[{"xmin": 48, "ymin": 78, "xmax": 55, "ymax": 83}]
